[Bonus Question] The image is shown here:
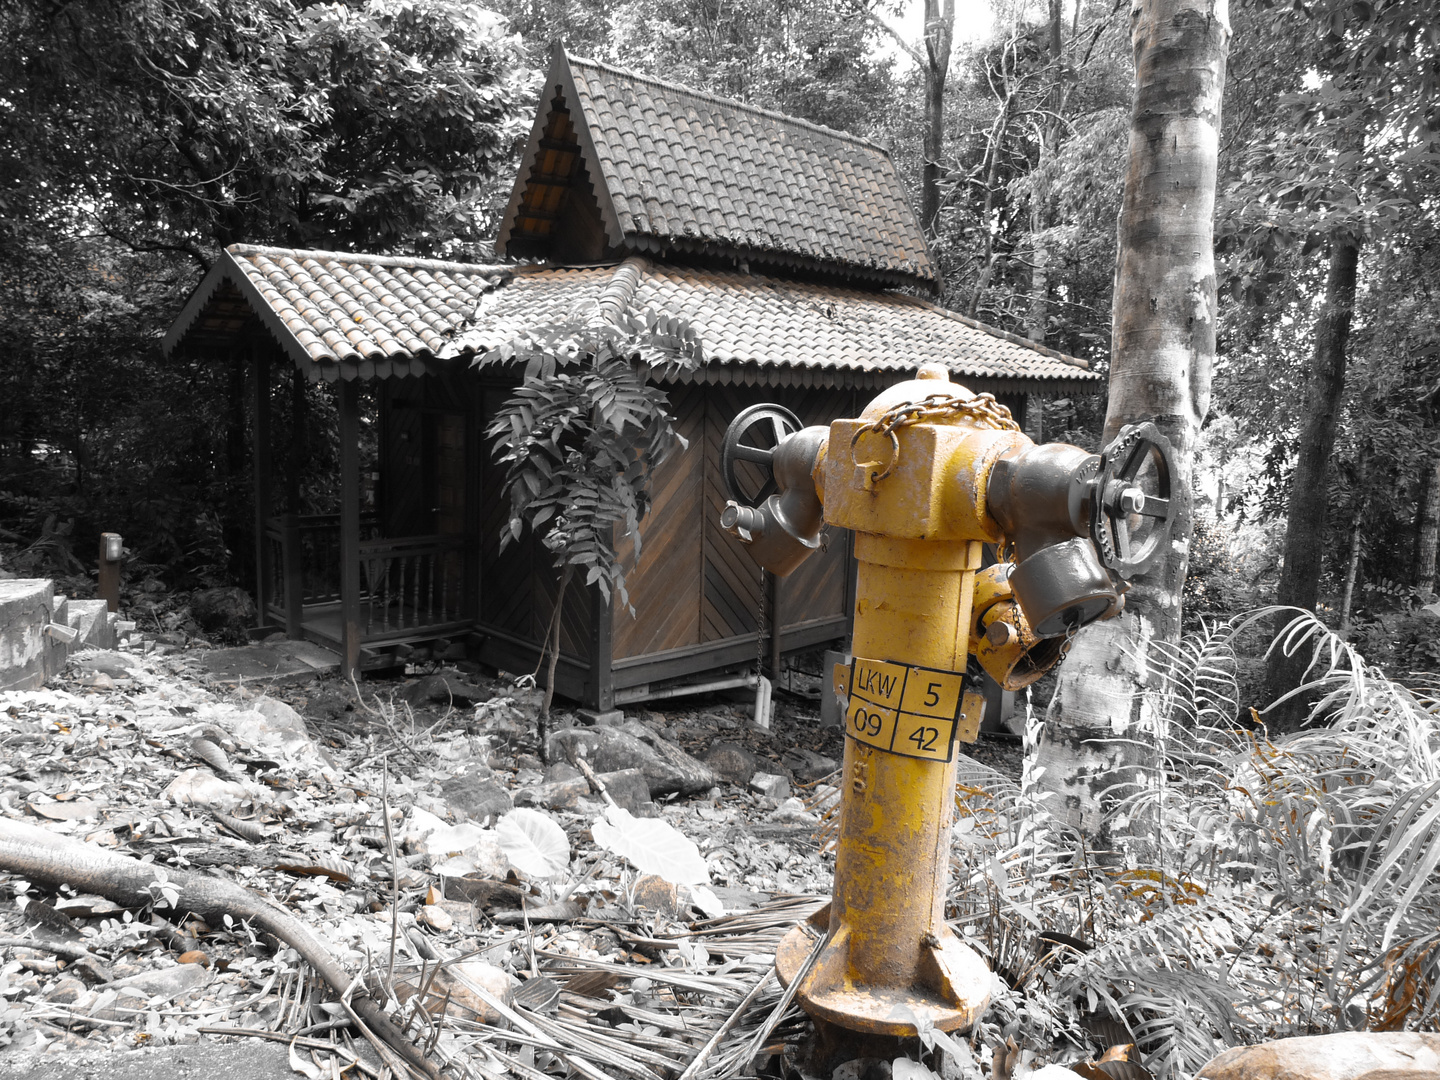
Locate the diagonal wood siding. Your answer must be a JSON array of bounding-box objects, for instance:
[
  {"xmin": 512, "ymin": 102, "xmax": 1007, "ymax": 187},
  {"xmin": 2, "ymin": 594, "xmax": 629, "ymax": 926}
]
[{"xmin": 611, "ymin": 386, "xmax": 705, "ymax": 659}]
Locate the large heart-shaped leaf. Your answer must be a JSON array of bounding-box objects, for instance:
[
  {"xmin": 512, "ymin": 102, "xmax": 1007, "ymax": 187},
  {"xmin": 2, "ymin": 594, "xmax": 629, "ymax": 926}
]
[
  {"xmin": 591, "ymin": 806, "xmax": 709, "ymax": 885},
  {"xmin": 496, "ymin": 808, "xmax": 570, "ymax": 878}
]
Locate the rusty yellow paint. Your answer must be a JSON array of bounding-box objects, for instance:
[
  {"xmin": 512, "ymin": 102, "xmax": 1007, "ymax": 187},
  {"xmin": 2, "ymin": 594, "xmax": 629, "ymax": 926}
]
[{"xmin": 776, "ymin": 366, "xmax": 1000, "ymax": 1036}]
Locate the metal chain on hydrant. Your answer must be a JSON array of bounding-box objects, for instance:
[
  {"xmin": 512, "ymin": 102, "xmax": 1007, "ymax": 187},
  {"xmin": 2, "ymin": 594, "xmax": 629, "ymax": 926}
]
[{"xmin": 849, "ymin": 392, "xmax": 1020, "ymax": 484}]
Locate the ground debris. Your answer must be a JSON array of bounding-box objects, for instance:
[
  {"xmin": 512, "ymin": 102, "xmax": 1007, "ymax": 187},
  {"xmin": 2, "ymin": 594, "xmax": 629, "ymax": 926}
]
[{"xmin": 0, "ymin": 631, "xmax": 851, "ymax": 1077}]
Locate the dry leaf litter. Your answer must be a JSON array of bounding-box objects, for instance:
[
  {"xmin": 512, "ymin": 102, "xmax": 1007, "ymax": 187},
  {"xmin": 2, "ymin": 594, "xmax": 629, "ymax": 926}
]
[{"xmin": 0, "ymin": 631, "xmax": 1031, "ymax": 1080}]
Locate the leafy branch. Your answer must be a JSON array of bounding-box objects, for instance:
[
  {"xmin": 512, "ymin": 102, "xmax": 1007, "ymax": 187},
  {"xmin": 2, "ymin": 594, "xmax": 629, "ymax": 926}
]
[{"xmin": 474, "ymin": 305, "xmax": 703, "ymax": 734}]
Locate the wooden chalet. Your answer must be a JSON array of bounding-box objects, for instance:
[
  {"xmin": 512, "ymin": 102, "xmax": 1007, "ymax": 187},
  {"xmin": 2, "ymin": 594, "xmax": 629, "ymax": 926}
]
[{"xmin": 162, "ymin": 47, "xmax": 1101, "ymax": 709}]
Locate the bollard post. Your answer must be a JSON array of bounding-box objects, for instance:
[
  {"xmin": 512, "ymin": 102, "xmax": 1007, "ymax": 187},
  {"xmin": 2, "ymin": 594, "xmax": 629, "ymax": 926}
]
[{"xmin": 97, "ymin": 533, "xmax": 123, "ymax": 613}]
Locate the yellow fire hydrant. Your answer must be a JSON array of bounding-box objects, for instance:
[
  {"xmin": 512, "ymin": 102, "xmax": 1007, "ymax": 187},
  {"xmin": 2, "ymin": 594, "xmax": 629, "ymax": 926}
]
[{"xmin": 720, "ymin": 364, "xmax": 1174, "ymax": 1039}]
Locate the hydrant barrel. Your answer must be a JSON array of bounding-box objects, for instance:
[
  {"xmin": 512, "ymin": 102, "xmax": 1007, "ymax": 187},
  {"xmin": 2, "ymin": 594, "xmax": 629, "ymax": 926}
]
[
  {"xmin": 735, "ymin": 364, "xmax": 1172, "ymax": 1043},
  {"xmin": 774, "ymin": 367, "xmax": 999, "ymax": 1036}
]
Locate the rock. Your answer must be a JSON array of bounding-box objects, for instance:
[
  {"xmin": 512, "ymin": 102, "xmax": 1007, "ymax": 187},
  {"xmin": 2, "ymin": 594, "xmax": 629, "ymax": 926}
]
[
  {"xmin": 749, "ymin": 772, "xmax": 791, "ymax": 800},
  {"xmin": 768, "ymin": 796, "xmax": 818, "ymax": 825},
  {"xmin": 514, "ymin": 753, "xmax": 543, "ymax": 772},
  {"xmin": 44, "ymin": 977, "xmax": 88, "ymax": 1005},
  {"xmin": 599, "ymin": 769, "xmax": 656, "ymax": 815},
  {"xmin": 72, "ymin": 650, "xmax": 137, "ymax": 678},
  {"xmin": 631, "ymin": 874, "xmax": 682, "ymax": 917},
  {"xmin": 231, "ymin": 697, "xmax": 332, "ymax": 771},
  {"xmin": 834, "ymin": 1059, "xmax": 891, "ymax": 1080},
  {"xmin": 163, "ymin": 769, "xmax": 250, "ymax": 812},
  {"xmin": 548, "ymin": 723, "xmax": 718, "ymax": 797},
  {"xmin": 401, "ymin": 672, "xmax": 493, "ymax": 707},
  {"xmin": 189, "ymin": 587, "xmax": 256, "ymax": 637},
  {"xmin": 417, "ymin": 903, "xmax": 453, "ymax": 931},
  {"xmin": 577, "ymin": 709, "xmax": 625, "ymax": 726},
  {"xmin": 105, "ymin": 961, "xmax": 212, "ymax": 1000},
  {"xmin": 439, "ymin": 774, "xmax": 513, "ymax": 824},
  {"xmin": 702, "ymin": 740, "xmax": 759, "ymax": 786},
  {"xmin": 435, "ymin": 961, "xmax": 519, "ymax": 1024},
  {"xmin": 515, "ymin": 768, "xmax": 656, "ymax": 815},
  {"xmin": 1198, "ymin": 1032, "xmax": 1440, "ymax": 1080},
  {"xmin": 543, "ymin": 762, "xmax": 582, "ymax": 783},
  {"xmin": 251, "ymin": 695, "xmax": 310, "ymax": 737},
  {"xmin": 782, "ymin": 747, "xmax": 839, "ymax": 782}
]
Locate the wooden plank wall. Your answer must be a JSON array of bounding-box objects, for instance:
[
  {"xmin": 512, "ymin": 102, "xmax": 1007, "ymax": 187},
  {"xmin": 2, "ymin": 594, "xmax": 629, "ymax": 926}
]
[
  {"xmin": 611, "ymin": 386, "xmax": 705, "ymax": 658},
  {"xmin": 610, "ymin": 382, "xmax": 862, "ymax": 662}
]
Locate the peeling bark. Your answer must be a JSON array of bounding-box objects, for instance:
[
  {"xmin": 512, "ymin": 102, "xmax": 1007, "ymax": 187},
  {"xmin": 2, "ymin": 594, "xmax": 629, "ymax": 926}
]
[{"xmin": 1035, "ymin": 0, "xmax": 1229, "ymax": 849}]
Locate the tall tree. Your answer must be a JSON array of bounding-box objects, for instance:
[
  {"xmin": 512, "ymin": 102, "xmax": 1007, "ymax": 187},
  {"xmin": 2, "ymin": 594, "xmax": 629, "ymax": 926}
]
[
  {"xmin": 1034, "ymin": 0, "xmax": 1230, "ymax": 844},
  {"xmin": 1245, "ymin": 0, "xmax": 1440, "ymax": 720}
]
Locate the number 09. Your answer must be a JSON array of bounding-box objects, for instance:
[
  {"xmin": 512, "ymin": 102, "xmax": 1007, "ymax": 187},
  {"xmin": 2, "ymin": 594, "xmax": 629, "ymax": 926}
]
[{"xmin": 852, "ymin": 707, "xmax": 884, "ymax": 737}]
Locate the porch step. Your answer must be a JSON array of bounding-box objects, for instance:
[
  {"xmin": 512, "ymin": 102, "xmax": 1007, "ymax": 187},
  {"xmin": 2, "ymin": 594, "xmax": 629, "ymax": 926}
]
[{"xmin": 198, "ymin": 638, "xmax": 343, "ymax": 687}]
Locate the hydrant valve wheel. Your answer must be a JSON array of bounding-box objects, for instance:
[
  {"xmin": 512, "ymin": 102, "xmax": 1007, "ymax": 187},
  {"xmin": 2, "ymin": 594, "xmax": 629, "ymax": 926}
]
[
  {"xmin": 1090, "ymin": 421, "xmax": 1176, "ymax": 577},
  {"xmin": 721, "ymin": 403, "xmax": 802, "ymax": 506}
]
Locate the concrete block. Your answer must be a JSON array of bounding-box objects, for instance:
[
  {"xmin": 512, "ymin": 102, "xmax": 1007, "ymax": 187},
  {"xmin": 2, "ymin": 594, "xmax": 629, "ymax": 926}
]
[
  {"xmin": 66, "ymin": 599, "xmax": 116, "ymax": 649},
  {"xmin": 1, "ymin": 579, "xmax": 56, "ymax": 692}
]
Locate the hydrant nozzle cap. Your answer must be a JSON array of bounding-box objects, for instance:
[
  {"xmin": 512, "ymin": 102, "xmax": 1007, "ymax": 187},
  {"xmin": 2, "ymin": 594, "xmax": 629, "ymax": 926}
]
[{"xmin": 915, "ymin": 363, "xmax": 949, "ymax": 381}]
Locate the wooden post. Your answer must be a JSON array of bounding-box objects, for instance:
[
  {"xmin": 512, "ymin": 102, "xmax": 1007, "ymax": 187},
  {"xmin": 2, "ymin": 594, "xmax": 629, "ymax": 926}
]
[
  {"xmin": 589, "ymin": 584, "xmax": 614, "ymax": 712},
  {"xmin": 283, "ymin": 515, "xmax": 303, "ymax": 638},
  {"xmin": 338, "ymin": 377, "xmax": 362, "ymax": 678},
  {"xmin": 251, "ymin": 343, "xmax": 273, "ymax": 628},
  {"xmin": 97, "ymin": 533, "xmax": 122, "ymax": 613},
  {"xmin": 765, "ymin": 570, "xmax": 782, "ymax": 682}
]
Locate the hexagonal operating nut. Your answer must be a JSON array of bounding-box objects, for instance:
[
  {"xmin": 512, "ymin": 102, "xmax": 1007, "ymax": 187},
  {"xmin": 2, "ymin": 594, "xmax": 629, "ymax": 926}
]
[{"xmin": 1118, "ymin": 487, "xmax": 1146, "ymax": 515}]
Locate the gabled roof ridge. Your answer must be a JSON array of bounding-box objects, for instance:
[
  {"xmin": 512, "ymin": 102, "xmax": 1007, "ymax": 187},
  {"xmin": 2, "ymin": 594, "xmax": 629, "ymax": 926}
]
[
  {"xmin": 565, "ymin": 51, "xmax": 895, "ymax": 161},
  {"xmin": 226, "ymin": 243, "xmax": 512, "ymax": 277}
]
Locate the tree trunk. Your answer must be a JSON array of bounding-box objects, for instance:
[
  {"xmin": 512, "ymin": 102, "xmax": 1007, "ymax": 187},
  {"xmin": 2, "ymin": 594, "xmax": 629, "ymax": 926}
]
[
  {"xmin": 539, "ymin": 565, "xmax": 572, "ymax": 763},
  {"xmin": 919, "ymin": 0, "xmax": 955, "ymax": 236},
  {"xmin": 1338, "ymin": 504, "xmax": 1363, "ymax": 635},
  {"xmin": 1415, "ymin": 456, "xmax": 1440, "ymax": 593},
  {"xmin": 0, "ymin": 819, "xmax": 440, "ymax": 1079},
  {"xmin": 1263, "ymin": 236, "xmax": 1361, "ymax": 728},
  {"xmin": 1034, "ymin": 0, "xmax": 1229, "ymax": 849}
]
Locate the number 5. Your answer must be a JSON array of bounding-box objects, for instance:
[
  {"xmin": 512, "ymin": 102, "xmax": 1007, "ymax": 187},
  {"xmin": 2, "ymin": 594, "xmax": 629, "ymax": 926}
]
[{"xmin": 924, "ymin": 681, "xmax": 941, "ymax": 708}]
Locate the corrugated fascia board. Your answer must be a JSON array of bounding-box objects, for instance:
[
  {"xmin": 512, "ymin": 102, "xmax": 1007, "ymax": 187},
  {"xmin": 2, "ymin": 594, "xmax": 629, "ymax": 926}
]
[{"xmin": 495, "ymin": 44, "xmax": 629, "ymax": 257}]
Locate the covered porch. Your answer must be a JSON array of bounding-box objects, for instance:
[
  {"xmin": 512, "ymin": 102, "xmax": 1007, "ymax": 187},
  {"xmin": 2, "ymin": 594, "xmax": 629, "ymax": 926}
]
[
  {"xmin": 165, "ymin": 252, "xmax": 500, "ymax": 677},
  {"xmin": 243, "ymin": 355, "xmax": 484, "ymax": 676}
]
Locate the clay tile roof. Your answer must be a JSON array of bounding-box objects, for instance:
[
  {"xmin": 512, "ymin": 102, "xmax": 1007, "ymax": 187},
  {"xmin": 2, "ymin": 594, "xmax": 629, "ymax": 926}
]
[
  {"xmin": 163, "ymin": 246, "xmax": 1099, "ymax": 395},
  {"xmin": 498, "ymin": 49, "xmax": 936, "ymax": 288}
]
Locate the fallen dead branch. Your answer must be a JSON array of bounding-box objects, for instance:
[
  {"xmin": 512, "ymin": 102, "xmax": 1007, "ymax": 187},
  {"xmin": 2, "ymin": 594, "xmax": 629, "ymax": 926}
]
[{"xmin": 0, "ymin": 818, "xmax": 439, "ymax": 1079}]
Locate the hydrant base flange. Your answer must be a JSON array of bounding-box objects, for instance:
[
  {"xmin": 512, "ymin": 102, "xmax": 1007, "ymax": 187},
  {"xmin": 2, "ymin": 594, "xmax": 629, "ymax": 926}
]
[{"xmin": 775, "ymin": 920, "xmax": 989, "ymax": 1036}]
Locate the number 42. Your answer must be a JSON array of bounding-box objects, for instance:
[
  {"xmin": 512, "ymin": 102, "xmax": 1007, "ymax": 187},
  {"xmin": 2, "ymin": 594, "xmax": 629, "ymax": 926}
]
[{"xmin": 908, "ymin": 727, "xmax": 938, "ymax": 752}]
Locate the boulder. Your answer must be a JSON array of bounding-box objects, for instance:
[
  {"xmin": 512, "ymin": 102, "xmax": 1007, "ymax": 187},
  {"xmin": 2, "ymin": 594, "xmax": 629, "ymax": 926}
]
[
  {"xmin": 702, "ymin": 740, "xmax": 759, "ymax": 787},
  {"xmin": 1198, "ymin": 1032, "xmax": 1440, "ymax": 1080},
  {"xmin": 547, "ymin": 723, "xmax": 717, "ymax": 797},
  {"xmin": 189, "ymin": 587, "xmax": 256, "ymax": 637},
  {"xmin": 782, "ymin": 746, "xmax": 839, "ymax": 783},
  {"xmin": 439, "ymin": 774, "xmax": 513, "ymax": 824}
]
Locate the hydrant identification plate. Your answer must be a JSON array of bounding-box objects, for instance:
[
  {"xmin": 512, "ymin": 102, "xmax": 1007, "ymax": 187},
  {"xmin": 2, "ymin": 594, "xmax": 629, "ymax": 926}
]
[{"xmin": 844, "ymin": 656, "xmax": 972, "ymax": 761}]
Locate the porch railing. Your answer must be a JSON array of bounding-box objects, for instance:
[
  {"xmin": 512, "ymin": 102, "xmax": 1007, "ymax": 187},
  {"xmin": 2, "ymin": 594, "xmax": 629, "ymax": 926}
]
[
  {"xmin": 359, "ymin": 534, "xmax": 467, "ymax": 637},
  {"xmin": 263, "ymin": 514, "xmax": 469, "ymax": 641}
]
